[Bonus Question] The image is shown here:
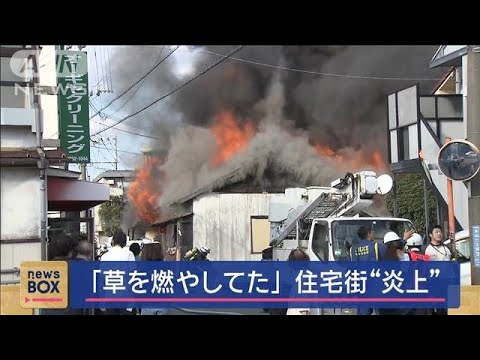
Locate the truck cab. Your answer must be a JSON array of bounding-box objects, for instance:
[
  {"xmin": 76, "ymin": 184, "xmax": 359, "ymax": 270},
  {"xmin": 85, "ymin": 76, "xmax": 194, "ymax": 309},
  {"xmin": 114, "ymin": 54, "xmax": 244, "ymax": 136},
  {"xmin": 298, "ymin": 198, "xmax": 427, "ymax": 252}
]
[
  {"xmin": 309, "ymin": 217, "xmax": 413, "ymax": 261},
  {"xmin": 272, "ymin": 217, "xmax": 413, "ymax": 262},
  {"xmin": 268, "ymin": 171, "xmax": 413, "ymax": 262},
  {"xmin": 445, "ymin": 230, "xmax": 472, "ymax": 285}
]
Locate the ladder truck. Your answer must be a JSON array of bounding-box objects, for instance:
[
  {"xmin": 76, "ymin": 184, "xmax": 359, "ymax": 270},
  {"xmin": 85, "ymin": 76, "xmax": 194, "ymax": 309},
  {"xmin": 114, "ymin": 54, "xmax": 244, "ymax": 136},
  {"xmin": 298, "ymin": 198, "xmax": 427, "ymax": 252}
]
[{"xmin": 268, "ymin": 171, "xmax": 413, "ymax": 262}]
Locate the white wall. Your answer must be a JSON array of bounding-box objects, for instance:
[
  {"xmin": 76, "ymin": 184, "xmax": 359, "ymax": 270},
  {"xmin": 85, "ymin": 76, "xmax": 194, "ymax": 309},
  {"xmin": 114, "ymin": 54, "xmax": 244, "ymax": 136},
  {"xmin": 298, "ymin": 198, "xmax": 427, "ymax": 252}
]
[
  {"xmin": 193, "ymin": 193, "xmax": 279, "ymax": 261},
  {"xmin": 0, "ymin": 126, "xmax": 38, "ymax": 149},
  {"xmin": 39, "ymin": 45, "xmax": 59, "ymax": 140},
  {"xmin": 1, "ymin": 47, "xmax": 37, "ymax": 149},
  {"xmin": 1, "ymin": 243, "xmax": 41, "ymax": 283},
  {"xmin": 1, "ymin": 168, "xmax": 41, "ymax": 241},
  {"xmin": 1, "ymin": 168, "xmax": 42, "ymax": 277}
]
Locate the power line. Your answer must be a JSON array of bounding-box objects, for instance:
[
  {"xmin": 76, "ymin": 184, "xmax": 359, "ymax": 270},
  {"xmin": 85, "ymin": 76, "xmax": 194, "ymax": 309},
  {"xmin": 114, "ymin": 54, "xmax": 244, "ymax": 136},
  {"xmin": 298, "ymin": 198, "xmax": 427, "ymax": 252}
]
[
  {"xmin": 90, "ymin": 46, "xmax": 180, "ymax": 119},
  {"xmin": 94, "ymin": 145, "xmax": 111, "ymax": 165},
  {"xmin": 92, "ymin": 117, "xmax": 162, "ymax": 139},
  {"xmin": 106, "ymin": 46, "xmax": 114, "ymax": 92},
  {"xmin": 108, "ymin": 45, "xmax": 166, "ymax": 116},
  {"xmin": 90, "ymin": 100, "xmax": 162, "ymax": 140},
  {"xmin": 100, "ymin": 138, "xmax": 116, "ymax": 161},
  {"xmin": 91, "ymin": 144, "xmax": 142, "ymax": 156},
  {"xmin": 92, "ymin": 46, "xmax": 103, "ymax": 90},
  {"xmin": 193, "ymin": 48, "xmax": 443, "ymax": 81},
  {"xmin": 108, "ymin": 126, "xmax": 162, "ymax": 140},
  {"xmin": 92, "ymin": 45, "xmax": 244, "ymax": 136}
]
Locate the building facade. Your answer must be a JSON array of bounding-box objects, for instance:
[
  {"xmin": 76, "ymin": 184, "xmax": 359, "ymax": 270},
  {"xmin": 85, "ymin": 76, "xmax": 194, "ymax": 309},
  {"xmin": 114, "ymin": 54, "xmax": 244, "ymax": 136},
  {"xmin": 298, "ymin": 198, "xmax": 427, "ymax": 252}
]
[
  {"xmin": 387, "ymin": 45, "xmax": 470, "ymax": 235},
  {"xmin": 1, "ymin": 45, "xmax": 109, "ymax": 290}
]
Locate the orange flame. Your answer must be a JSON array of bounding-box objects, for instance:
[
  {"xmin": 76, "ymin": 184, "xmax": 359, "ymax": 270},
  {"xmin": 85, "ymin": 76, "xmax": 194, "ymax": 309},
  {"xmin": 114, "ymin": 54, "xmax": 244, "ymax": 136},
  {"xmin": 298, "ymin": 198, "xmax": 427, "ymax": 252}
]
[
  {"xmin": 369, "ymin": 151, "xmax": 386, "ymax": 171},
  {"xmin": 314, "ymin": 144, "xmax": 343, "ymax": 161},
  {"xmin": 127, "ymin": 156, "xmax": 163, "ymax": 224},
  {"xmin": 313, "ymin": 143, "xmax": 387, "ymax": 172},
  {"xmin": 211, "ymin": 110, "xmax": 255, "ymax": 167}
]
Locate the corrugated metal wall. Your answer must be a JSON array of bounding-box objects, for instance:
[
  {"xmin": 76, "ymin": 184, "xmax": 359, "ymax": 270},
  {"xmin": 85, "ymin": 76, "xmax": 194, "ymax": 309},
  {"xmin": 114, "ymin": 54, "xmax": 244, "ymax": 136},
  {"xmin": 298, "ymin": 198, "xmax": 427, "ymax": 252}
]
[{"xmin": 192, "ymin": 193, "xmax": 279, "ymax": 260}]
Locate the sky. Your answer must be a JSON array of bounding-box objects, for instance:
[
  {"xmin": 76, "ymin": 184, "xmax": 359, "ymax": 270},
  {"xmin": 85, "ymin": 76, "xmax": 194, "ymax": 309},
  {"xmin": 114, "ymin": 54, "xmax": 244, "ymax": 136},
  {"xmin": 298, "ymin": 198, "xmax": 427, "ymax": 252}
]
[{"xmin": 84, "ymin": 45, "xmax": 193, "ymax": 181}]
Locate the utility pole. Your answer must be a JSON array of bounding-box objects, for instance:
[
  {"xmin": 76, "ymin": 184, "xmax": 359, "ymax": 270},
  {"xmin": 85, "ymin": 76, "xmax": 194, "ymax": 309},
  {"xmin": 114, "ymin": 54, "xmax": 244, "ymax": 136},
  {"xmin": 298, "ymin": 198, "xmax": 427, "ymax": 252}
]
[
  {"xmin": 467, "ymin": 45, "xmax": 480, "ymax": 285},
  {"xmin": 114, "ymin": 136, "xmax": 118, "ymax": 170},
  {"xmin": 34, "ymin": 45, "xmax": 48, "ymax": 263},
  {"xmin": 80, "ymin": 164, "xmax": 86, "ymax": 180},
  {"xmin": 80, "ymin": 163, "xmax": 87, "ymax": 227}
]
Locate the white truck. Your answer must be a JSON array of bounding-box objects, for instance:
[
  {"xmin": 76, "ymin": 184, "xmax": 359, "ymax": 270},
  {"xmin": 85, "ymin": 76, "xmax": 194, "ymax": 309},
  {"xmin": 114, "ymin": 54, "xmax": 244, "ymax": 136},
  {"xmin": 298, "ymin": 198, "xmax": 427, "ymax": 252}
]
[
  {"xmin": 446, "ymin": 230, "xmax": 472, "ymax": 286},
  {"xmin": 268, "ymin": 171, "xmax": 413, "ymax": 262}
]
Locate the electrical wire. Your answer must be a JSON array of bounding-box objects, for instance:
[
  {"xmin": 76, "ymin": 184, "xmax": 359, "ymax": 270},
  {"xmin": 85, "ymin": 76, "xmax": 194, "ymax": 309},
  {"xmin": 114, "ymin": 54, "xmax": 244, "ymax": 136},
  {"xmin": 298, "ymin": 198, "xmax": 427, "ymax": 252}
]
[
  {"xmin": 91, "ymin": 144, "xmax": 142, "ymax": 156},
  {"xmin": 108, "ymin": 45, "xmax": 166, "ymax": 116},
  {"xmin": 92, "ymin": 45, "xmax": 244, "ymax": 136},
  {"xmin": 90, "ymin": 46, "xmax": 179, "ymax": 119},
  {"xmin": 193, "ymin": 48, "xmax": 443, "ymax": 81}
]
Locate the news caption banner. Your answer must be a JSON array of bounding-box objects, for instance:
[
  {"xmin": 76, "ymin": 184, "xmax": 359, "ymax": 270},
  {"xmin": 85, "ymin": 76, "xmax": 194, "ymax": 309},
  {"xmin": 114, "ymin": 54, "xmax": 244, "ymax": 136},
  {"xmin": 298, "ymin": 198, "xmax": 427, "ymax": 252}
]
[
  {"xmin": 69, "ymin": 261, "xmax": 460, "ymax": 309},
  {"xmin": 20, "ymin": 261, "xmax": 68, "ymax": 309}
]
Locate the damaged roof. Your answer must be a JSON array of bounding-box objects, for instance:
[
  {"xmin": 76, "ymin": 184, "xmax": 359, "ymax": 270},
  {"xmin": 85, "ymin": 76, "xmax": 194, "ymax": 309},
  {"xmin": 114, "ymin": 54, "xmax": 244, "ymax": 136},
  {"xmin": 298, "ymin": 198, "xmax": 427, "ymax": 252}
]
[
  {"xmin": 151, "ymin": 203, "xmax": 193, "ymax": 226},
  {"xmin": 173, "ymin": 168, "xmax": 242, "ymax": 205}
]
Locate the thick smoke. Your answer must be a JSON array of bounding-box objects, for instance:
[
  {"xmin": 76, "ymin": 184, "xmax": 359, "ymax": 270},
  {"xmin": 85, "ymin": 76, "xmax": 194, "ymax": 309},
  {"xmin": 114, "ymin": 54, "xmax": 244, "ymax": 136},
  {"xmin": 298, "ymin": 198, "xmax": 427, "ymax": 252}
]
[
  {"xmin": 110, "ymin": 45, "xmax": 442, "ymax": 143},
  {"xmin": 109, "ymin": 46, "xmax": 446, "ymax": 215},
  {"xmin": 160, "ymin": 73, "xmax": 338, "ymax": 204}
]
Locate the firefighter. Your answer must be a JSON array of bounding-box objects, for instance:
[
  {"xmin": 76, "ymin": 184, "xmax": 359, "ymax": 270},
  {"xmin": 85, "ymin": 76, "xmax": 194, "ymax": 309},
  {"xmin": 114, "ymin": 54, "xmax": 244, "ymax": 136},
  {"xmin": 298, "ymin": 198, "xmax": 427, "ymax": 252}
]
[
  {"xmin": 349, "ymin": 226, "xmax": 381, "ymax": 315},
  {"xmin": 406, "ymin": 233, "xmax": 430, "ymax": 261},
  {"xmin": 184, "ymin": 246, "xmax": 210, "ymax": 261},
  {"xmin": 349, "ymin": 226, "xmax": 382, "ymax": 261}
]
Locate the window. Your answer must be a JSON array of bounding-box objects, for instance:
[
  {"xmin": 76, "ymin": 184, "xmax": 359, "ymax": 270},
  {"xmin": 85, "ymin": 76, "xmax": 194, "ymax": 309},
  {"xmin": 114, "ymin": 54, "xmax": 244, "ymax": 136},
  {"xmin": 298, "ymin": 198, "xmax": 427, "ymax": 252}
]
[
  {"xmin": 331, "ymin": 219, "xmax": 412, "ymax": 261},
  {"xmin": 437, "ymin": 97, "xmax": 462, "ymax": 118},
  {"xmin": 456, "ymin": 239, "xmax": 470, "ymax": 262},
  {"xmin": 311, "ymin": 221, "xmax": 329, "ymax": 261},
  {"xmin": 251, "ymin": 216, "xmax": 270, "ymax": 254},
  {"xmin": 420, "ymin": 96, "xmax": 436, "ymax": 118},
  {"xmin": 397, "ymin": 127, "xmax": 409, "ymax": 161},
  {"xmin": 397, "ymin": 85, "xmax": 417, "ymax": 127}
]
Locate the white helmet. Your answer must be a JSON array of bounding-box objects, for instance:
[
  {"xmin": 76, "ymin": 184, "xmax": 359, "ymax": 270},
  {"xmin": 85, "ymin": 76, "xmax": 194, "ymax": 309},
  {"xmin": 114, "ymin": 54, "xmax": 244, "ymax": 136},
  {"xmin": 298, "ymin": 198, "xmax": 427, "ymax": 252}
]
[
  {"xmin": 407, "ymin": 233, "xmax": 423, "ymax": 247},
  {"xmin": 383, "ymin": 231, "xmax": 402, "ymax": 244},
  {"xmin": 199, "ymin": 246, "xmax": 210, "ymax": 255}
]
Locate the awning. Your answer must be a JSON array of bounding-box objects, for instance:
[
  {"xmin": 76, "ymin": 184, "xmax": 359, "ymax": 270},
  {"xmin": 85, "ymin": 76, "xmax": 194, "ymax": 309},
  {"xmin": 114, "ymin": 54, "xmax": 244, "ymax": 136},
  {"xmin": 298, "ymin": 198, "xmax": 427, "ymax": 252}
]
[
  {"xmin": 48, "ymin": 177, "xmax": 110, "ymax": 211},
  {"xmin": 0, "ymin": 149, "xmax": 69, "ymax": 166}
]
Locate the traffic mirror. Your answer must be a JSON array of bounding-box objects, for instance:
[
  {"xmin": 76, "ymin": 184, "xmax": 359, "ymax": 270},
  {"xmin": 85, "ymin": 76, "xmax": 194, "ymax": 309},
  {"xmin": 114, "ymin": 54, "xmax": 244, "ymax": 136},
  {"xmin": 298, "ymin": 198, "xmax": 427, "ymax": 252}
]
[{"xmin": 437, "ymin": 140, "xmax": 480, "ymax": 181}]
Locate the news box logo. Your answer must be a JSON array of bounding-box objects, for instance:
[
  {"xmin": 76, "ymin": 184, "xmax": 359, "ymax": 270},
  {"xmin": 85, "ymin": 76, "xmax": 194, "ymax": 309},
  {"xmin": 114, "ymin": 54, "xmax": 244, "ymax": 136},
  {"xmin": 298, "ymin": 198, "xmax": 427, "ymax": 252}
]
[{"xmin": 20, "ymin": 261, "xmax": 68, "ymax": 309}]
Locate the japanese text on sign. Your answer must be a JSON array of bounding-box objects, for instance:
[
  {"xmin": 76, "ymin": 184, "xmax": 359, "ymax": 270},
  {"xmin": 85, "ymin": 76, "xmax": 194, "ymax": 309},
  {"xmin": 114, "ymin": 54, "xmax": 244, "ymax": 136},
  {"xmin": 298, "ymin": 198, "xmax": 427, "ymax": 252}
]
[
  {"xmin": 57, "ymin": 50, "xmax": 90, "ymax": 163},
  {"xmin": 69, "ymin": 261, "xmax": 460, "ymax": 309}
]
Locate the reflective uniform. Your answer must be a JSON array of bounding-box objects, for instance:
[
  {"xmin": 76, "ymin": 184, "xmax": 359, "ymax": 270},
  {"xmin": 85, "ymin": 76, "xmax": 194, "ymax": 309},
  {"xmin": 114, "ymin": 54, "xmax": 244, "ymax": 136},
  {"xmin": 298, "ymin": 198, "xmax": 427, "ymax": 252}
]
[
  {"xmin": 349, "ymin": 239, "xmax": 383, "ymax": 315},
  {"xmin": 349, "ymin": 239, "xmax": 383, "ymax": 261}
]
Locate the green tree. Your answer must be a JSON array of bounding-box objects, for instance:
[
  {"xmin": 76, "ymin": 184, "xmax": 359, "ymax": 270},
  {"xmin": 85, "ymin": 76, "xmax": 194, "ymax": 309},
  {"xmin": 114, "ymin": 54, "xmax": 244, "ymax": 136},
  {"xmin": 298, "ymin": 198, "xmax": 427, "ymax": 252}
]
[
  {"xmin": 98, "ymin": 195, "xmax": 125, "ymax": 237},
  {"xmin": 386, "ymin": 173, "xmax": 437, "ymax": 235}
]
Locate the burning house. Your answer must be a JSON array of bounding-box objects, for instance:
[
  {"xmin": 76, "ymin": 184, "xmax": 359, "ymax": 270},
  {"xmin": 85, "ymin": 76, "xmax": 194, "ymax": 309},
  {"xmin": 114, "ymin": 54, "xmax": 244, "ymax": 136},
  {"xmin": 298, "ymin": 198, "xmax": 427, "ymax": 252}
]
[
  {"xmin": 125, "ymin": 111, "xmax": 392, "ymax": 261},
  {"xmin": 146, "ymin": 170, "xmax": 283, "ymax": 261},
  {"xmin": 114, "ymin": 46, "xmax": 446, "ymax": 260}
]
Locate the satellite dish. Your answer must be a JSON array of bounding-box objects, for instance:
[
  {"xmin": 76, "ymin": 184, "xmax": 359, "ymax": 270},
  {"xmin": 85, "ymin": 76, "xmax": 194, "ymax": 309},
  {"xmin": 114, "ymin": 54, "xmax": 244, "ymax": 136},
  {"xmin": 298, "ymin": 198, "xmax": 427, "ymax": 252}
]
[
  {"xmin": 376, "ymin": 174, "xmax": 393, "ymax": 195},
  {"xmin": 437, "ymin": 140, "xmax": 480, "ymax": 181}
]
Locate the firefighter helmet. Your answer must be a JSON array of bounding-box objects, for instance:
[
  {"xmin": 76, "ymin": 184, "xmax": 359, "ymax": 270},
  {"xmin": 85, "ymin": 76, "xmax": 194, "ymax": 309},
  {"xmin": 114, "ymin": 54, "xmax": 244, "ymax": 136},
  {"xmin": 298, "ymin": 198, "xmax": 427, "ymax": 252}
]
[
  {"xmin": 383, "ymin": 231, "xmax": 402, "ymax": 244},
  {"xmin": 199, "ymin": 246, "xmax": 210, "ymax": 255},
  {"xmin": 407, "ymin": 233, "xmax": 423, "ymax": 247}
]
